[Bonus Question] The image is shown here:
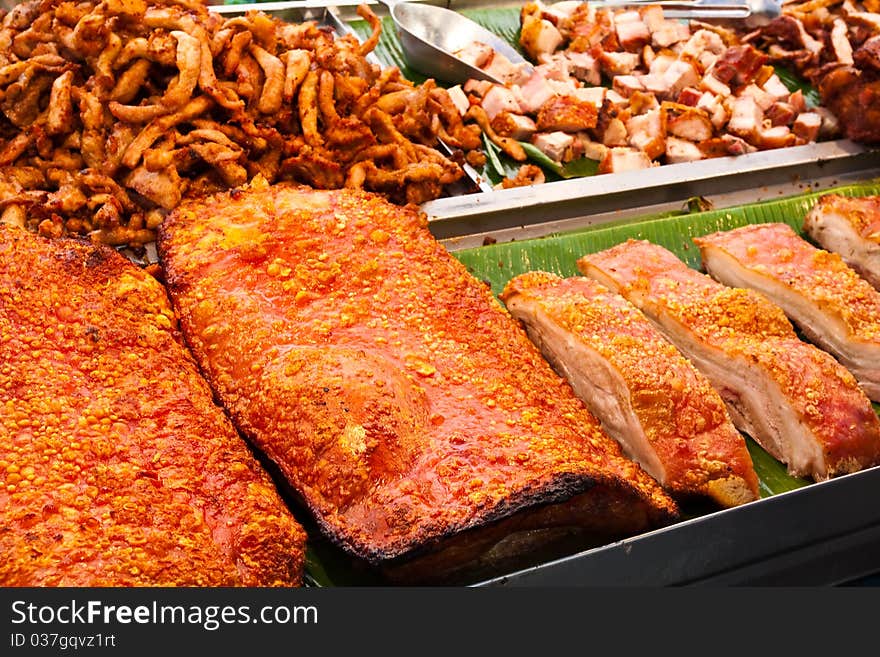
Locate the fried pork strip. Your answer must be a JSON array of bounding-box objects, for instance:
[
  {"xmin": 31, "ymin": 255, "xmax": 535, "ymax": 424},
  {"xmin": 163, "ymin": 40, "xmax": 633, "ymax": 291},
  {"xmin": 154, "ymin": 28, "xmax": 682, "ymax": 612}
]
[
  {"xmin": 695, "ymin": 222, "xmax": 880, "ymax": 401},
  {"xmin": 500, "ymin": 271, "xmax": 760, "ymax": 508},
  {"xmin": 803, "ymin": 193, "xmax": 880, "ymax": 290},
  {"xmin": 577, "ymin": 239, "xmax": 880, "ymax": 481},
  {"xmin": 0, "ymin": 226, "xmax": 306, "ymax": 586},
  {"xmin": 157, "ymin": 180, "xmax": 677, "ymax": 583}
]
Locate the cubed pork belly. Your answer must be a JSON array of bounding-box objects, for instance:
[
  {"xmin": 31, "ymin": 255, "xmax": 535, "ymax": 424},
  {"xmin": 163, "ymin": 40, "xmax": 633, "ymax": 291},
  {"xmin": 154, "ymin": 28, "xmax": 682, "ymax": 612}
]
[
  {"xmin": 711, "ymin": 45, "xmax": 769, "ymax": 87},
  {"xmin": 598, "ymin": 146, "xmax": 654, "ymax": 173},
  {"xmin": 484, "ymin": 52, "xmax": 532, "ymax": 86},
  {"xmin": 536, "ymin": 95, "xmax": 599, "ymax": 132},
  {"xmin": 578, "ymin": 239, "xmax": 880, "ymax": 481},
  {"xmin": 642, "ymin": 5, "xmax": 691, "ymax": 48},
  {"xmin": 564, "ymin": 50, "xmax": 601, "ymax": 84},
  {"xmin": 514, "ymin": 70, "xmax": 558, "ymax": 114},
  {"xmin": 766, "ymin": 101, "xmax": 797, "ymax": 127},
  {"xmin": 482, "ymin": 84, "xmax": 522, "ymax": 120},
  {"xmin": 677, "ymin": 87, "xmax": 703, "ymax": 107},
  {"xmin": 454, "ymin": 41, "xmax": 494, "ymax": 69},
  {"xmin": 598, "ymin": 50, "xmax": 641, "ymax": 76},
  {"xmin": 573, "ymin": 132, "xmax": 609, "ymax": 160},
  {"xmin": 658, "ymin": 60, "xmax": 701, "ymax": 100},
  {"xmin": 532, "ymin": 130, "xmax": 575, "ymax": 162},
  {"xmin": 680, "ymin": 29, "xmax": 726, "ymax": 66},
  {"xmin": 626, "ymin": 108, "xmax": 666, "ymax": 160},
  {"xmin": 757, "ymin": 125, "xmax": 796, "ymax": 149},
  {"xmin": 803, "ymin": 194, "xmax": 880, "ymax": 290},
  {"xmin": 665, "ymin": 136, "xmax": 706, "ymax": 163},
  {"xmin": 739, "ymin": 83, "xmax": 777, "ymax": 111},
  {"xmin": 464, "ymin": 78, "xmax": 493, "ymax": 98},
  {"xmin": 571, "ymin": 85, "xmax": 607, "ymax": 109},
  {"xmin": 697, "ymin": 92, "xmax": 731, "ymax": 130},
  {"xmin": 501, "ymin": 272, "xmax": 759, "ymax": 508},
  {"xmin": 700, "ymin": 74, "xmax": 732, "ymax": 98},
  {"xmin": 793, "ymin": 112, "xmax": 822, "ymax": 141},
  {"xmin": 491, "ymin": 111, "xmax": 538, "ymax": 141},
  {"xmin": 520, "ymin": 8, "xmax": 565, "ymax": 61},
  {"xmin": 598, "ymin": 116, "xmax": 629, "ymax": 147},
  {"xmin": 695, "ymin": 222, "xmax": 880, "ymax": 401},
  {"xmin": 727, "ymin": 95, "xmax": 763, "ymax": 141},
  {"xmin": 665, "ymin": 104, "xmax": 715, "ymax": 142},
  {"xmin": 536, "ymin": 54, "xmax": 571, "ymax": 81},
  {"xmin": 698, "ymin": 134, "xmax": 758, "ymax": 157},
  {"xmin": 613, "ymin": 74, "xmax": 645, "ymax": 98},
  {"xmin": 762, "ymin": 73, "xmax": 793, "ymax": 101},
  {"xmin": 615, "ymin": 11, "xmax": 651, "ymax": 52}
]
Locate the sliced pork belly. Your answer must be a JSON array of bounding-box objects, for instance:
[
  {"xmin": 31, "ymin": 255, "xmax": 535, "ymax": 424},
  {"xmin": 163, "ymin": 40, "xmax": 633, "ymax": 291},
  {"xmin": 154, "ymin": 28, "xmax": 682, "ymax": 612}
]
[
  {"xmin": 695, "ymin": 223, "xmax": 880, "ymax": 401},
  {"xmin": 500, "ymin": 272, "xmax": 759, "ymax": 508},
  {"xmin": 577, "ymin": 239, "xmax": 880, "ymax": 481},
  {"xmin": 803, "ymin": 194, "xmax": 880, "ymax": 290},
  {"xmin": 158, "ymin": 181, "xmax": 677, "ymax": 583}
]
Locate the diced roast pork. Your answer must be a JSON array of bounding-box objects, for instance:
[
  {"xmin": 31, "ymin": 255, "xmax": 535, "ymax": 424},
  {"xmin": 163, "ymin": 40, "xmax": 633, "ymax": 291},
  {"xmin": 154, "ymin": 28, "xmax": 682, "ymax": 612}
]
[{"xmin": 458, "ymin": 1, "xmax": 837, "ymax": 182}]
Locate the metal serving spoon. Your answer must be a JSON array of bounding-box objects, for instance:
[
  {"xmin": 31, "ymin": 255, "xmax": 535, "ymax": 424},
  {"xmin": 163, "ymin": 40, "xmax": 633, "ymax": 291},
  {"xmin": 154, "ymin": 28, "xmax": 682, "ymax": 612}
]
[{"xmin": 378, "ymin": 0, "xmax": 535, "ymax": 85}]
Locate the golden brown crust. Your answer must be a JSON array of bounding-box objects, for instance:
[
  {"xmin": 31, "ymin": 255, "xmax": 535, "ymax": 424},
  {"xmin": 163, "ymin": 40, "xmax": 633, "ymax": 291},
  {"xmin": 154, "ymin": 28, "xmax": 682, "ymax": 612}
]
[
  {"xmin": 694, "ymin": 223, "xmax": 880, "ymax": 343},
  {"xmin": 158, "ymin": 181, "xmax": 678, "ymax": 576},
  {"xmin": 501, "ymin": 271, "xmax": 759, "ymax": 507},
  {"xmin": 0, "ymin": 226, "xmax": 306, "ymax": 586},
  {"xmin": 578, "ymin": 239, "xmax": 880, "ymax": 480},
  {"xmin": 811, "ymin": 195, "xmax": 880, "ymax": 243}
]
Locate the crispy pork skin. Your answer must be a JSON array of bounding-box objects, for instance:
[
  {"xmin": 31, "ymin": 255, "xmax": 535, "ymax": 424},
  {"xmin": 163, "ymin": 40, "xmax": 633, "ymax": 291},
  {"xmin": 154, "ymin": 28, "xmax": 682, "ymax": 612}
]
[
  {"xmin": 696, "ymin": 222, "xmax": 880, "ymax": 401},
  {"xmin": 500, "ymin": 272, "xmax": 759, "ymax": 508},
  {"xmin": 157, "ymin": 180, "xmax": 677, "ymax": 583},
  {"xmin": 0, "ymin": 227, "xmax": 306, "ymax": 586},
  {"xmin": 803, "ymin": 194, "xmax": 880, "ymax": 290},
  {"xmin": 577, "ymin": 240, "xmax": 880, "ymax": 481}
]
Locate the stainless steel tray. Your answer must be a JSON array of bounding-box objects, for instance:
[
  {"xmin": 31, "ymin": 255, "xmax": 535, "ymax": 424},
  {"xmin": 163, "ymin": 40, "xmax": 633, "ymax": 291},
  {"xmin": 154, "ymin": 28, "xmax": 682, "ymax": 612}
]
[{"xmin": 477, "ymin": 464, "xmax": 880, "ymax": 586}]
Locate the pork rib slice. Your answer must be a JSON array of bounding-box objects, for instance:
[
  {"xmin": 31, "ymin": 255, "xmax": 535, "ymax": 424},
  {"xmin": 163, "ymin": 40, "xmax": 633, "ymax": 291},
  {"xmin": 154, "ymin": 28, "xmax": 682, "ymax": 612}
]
[
  {"xmin": 695, "ymin": 222, "xmax": 880, "ymax": 401},
  {"xmin": 0, "ymin": 226, "xmax": 306, "ymax": 586},
  {"xmin": 500, "ymin": 271, "xmax": 759, "ymax": 508},
  {"xmin": 803, "ymin": 194, "xmax": 880, "ymax": 291},
  {"xmin": 157, "ymin": 180, "xmax": 677, "ymax": 583},
  {"xmin": 577, "ymin": 239, "xmax": 880, "ymax": 481}
]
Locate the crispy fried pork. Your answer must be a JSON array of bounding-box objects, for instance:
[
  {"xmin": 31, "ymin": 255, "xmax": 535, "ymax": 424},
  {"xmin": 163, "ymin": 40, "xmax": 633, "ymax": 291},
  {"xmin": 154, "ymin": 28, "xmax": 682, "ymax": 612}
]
[
  {"xmin": 157, "ymin": 179, "xmax": 677, "ymax": 583},
  {"xmin": 501, "ymin": 272, "xmax": 760, "ymax": 508},
  {"xmin": 741, "ymin": 3, "xmax": 880, "ymax": 143},
  {"xmin": 803, "ymin": 193, "xmax": 880, "ymax": 289},
  {"xmin": 818, "ymin": 66, "xmax": 880, "ymax": 142},
  {"xmin": 0, "ymin": 226, "xmax": 306, "ymax": 586},
  {"xmin": 696, "ymin": 222, "xmax": 880, "ymax": 401},
  {"xmin": 0, "ymin": 0, "xmax": 476, "ymax": 247},
  {"xmin": 577, "ymin": 239, "xmax": 880, "ymax": 481}
]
